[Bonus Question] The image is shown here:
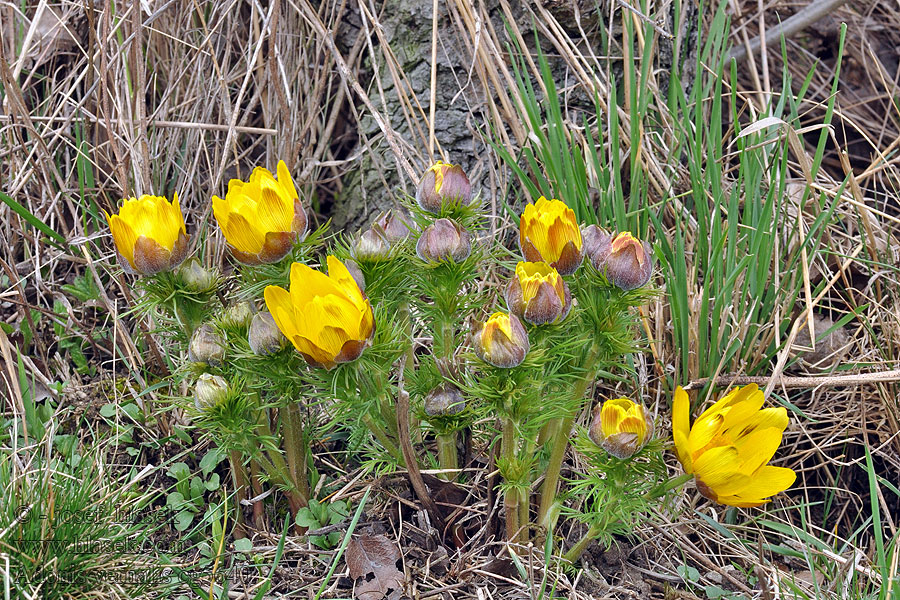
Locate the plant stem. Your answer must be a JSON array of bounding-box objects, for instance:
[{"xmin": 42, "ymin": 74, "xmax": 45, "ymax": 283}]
[
  {"xmin": 501, "ymin": 417, "xmax": 523, "ymax": 543},
  {"xmin": 536, "ymin": 419, "xmax": 557, "ymax": 448},
  {"xmin": 282, "ymin": 403, "xmax": 311, "ymax": 513},
  {"xmin": 255, "ymin": 408, "xmax": 293, "ymax": 489},
  {"xmin": 518, "ymin": 485, "xmax": 530, "ymax": 537},
  {"xmin": 646, "ymin": 472, "xmax": 695, "ymax": 500},
  {"xmin": 439, "ymin": 313, "xmax": 454, "ymax": 358},
  {"xmin": 436, "ymin": 432, "xmax": 458, "ymax": 480},
  {"xmin": 228, "ymin": 450, "xmax": 248, "ymax": 539},
  {"xmin": 537, "ymin": 344, "xmax": 601, "ymax": 528},
  {"xmin": 375, "ymin": 373, "xmax": 399, "ymax": 439},
  {"xmin": 250, "ymin": 460, "xmax": 265, "ymax": 530},
  {"xmin": 400, "ymin": 300, "xmax": 421, "ymax": 443},
  {"xmin": 171, "ymin": 295, "xmax": 202, "ymax": 338},
  {"xmin": 363, "ymin": 413, "xmax": 405, "ymax": 465},
  {"xmin": 562, "ymin": 524, "xmax": 602, "ymax": 564}
]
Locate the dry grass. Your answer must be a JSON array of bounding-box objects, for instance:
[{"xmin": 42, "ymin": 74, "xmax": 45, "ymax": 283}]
[{"xmin": 1, "ymin": 0, "xmax": 898, "ymax": 598}]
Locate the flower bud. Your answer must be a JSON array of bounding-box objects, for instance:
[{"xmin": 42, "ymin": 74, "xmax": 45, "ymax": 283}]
[
  {"xmin": 589, "ymin": 398, "xmax": 654, "ymax": 459},
  {"xmin": 416, "ymin": 218, "xmax": 472, "ymax": 263},
  {"xmin": 424, "ymin": 383, "xmax": 467, "ymax": 417},
  {"xmin": 416, "ymin": 161, "xmax": 472, "ymax": 213},
  {"xmin": 221, "ymin": 301, "xmax": 254, "ymax": 329},
  {"xmin": 194, "ymin": 373, "xmax": 229, "ymax": 411},
  {"xmin": 604, "ymin": 232, "xmax": 653, "ymax": 291},
  {"xmin": 581, "ymin": 225, "xmax": 612, "ymax": 270},
  {"xmin": 373, "ymin": 210, "xmax": 412, "ymax": 244},
  {"xmin": 344, "ymin": 258, "xmax": 366, "ymax": 294},
  {"xmin": 505, "ymin": 261, "xmax": 572, "ymax": 325},
  {"xmin": 473, "ymin": 312, "xmax": 530, "ymax": 368},
  {"xmin": 188, "ymin": 324, "xmax": 226, "ymax": 366},
  {"xmin": 353, "ymin": 227, "xmax": 391, "ymax": 261},
  {"xmin": 248, "ymin": 311, "xmax": 286, "ymax": 355},
  {"xmin": 178, "ymin": 258, "xmax": 216, "ymax": 292}
]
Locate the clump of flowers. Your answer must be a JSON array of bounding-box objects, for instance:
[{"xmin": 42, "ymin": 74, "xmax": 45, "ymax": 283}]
[{"xmin": 102, "ymin": 154, "xmax": 795, "ymax": 563}]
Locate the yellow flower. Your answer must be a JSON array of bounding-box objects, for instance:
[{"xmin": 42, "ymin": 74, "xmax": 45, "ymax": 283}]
[
  {"xmin": 264, "ymin": 256, "xmax": 374, "ymax": 369},
  {"xmin": 105, "ymin": 194, "xmax": 189, "ymax": 275},
  {"xmin": 505, "ymin": 261, "xmax": 571, "ymax": 325},
  {"xmin": 519, "ymin": 197, "xmax": 583, "ymax": 275},
  {"xmin": 589, "ymin": 398, "xmax": 654, "ymax": 459},
  {"xmin": 473, "ymin": 311, "xmax": 529, "ymax": 368},
  {"xmin": 672, "ymin": 385, "xmax": 796, "ymax": 507},
  {"xmin": 212, "ymin": 160, "xmax": 308, "ymax": 265}
]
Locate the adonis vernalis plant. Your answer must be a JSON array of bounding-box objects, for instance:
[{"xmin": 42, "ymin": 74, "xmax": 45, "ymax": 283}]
[{"xmin": 104, "ymin": 155, "xmax": 796, "ymax": 563}]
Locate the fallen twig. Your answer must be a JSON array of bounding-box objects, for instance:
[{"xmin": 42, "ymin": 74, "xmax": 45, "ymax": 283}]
[
  {"xmin": 728, "ymin": 0, "xmax": 848, "ymax": 62},
  {"xmin": 683, "ymin": 369, "xmax": 900, "ymax": 391}
]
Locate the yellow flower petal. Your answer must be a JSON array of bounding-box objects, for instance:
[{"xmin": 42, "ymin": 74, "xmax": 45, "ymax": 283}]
[
  {"xmin": 618, "ymin": 415, "xmax": 647, "ymax": 444},
  {"xmin": 600, "ymin": 402, "xmax": 625, "ymax": 437},
  {"xmin": 107, "ymin": 214, "xmax": 138, "ymax": 267},
  {"xmin": 327, "ymin": 256, "xmax": 366, "ymax": 306},
  {"xmin": 224, "ymin": 212, "xmax": 266, "ymax": 254},
  {"xmin": 672, "ymin": 386, "xmax": 693, "ymax": 472},
  {"xmin": 733, "ymin": 407, "xmax": 789, "ymax": 438},
  {"xmin": 277, "ymin": 160, "xmax": 299, "ymax": 201},
  {"xmin": 256, "ymin": 180, "xmax": 293, "ymax": 235},
  {"xmin": 687, "ymin": 412, "xmax": 724, "ymax": 458},
  {"xmin": 733, "ymin": 426, "xmax": 785, "ymax": 474},
  {"xmin": 715, "ymin": 466, "xmax": 797, "ymax": 507},
  {"xmin": 212, "ymin": 195, "xmax": 231, "ymax": 230},
  {"xmin": 486, "ymin": 312, "xmax": 513, "ymax": 340},
  {"xmin": 697, "ymin": 383, "xmax": 762, "ymax": 426},
  {"xmin": 264, "ymin": 285, "xmax": 298, "ymax": 342},
  {"xmin": 692, "ymin": 446, "xmax": 743, "ymax": 488}
]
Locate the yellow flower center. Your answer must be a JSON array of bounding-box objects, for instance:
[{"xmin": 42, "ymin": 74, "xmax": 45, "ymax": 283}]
[
  {"xmin": 515, "ymin": 261, "xmax": 563, "ymax": 303},
  {"xmin": 600, "ymin": 398, "xmax": 648, "ymax": 443},
  {"xmin": 428, "ymin": 160, "xmax": 454, "ymax": 194}
]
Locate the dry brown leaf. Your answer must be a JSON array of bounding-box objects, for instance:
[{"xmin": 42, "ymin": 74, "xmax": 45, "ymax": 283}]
[{"xmin": 345, "ymin": 533, "xmax": 405, "ymax": 600}]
